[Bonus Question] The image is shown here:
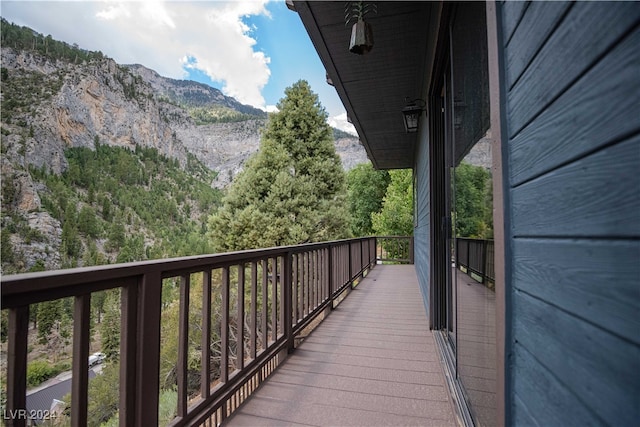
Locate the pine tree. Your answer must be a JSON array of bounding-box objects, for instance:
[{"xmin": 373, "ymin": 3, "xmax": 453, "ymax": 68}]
[
  {"xmin": 100, "ymin": 290, "xmax": 120, "ymax": 362},
  {"xmin": 208, "ymin": 80, "xmax": 350, "ymax": 251}
]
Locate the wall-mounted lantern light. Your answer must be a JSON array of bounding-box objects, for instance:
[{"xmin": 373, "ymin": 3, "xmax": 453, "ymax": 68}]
[{"xmin": 402, "ymin": 99, "xmax": 425, "ymax": 133}]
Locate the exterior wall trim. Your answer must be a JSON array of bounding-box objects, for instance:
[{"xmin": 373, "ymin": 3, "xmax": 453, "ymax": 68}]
[{"xmin": 486, "ymin": 2, "xmax": 511, "ymax": 426}]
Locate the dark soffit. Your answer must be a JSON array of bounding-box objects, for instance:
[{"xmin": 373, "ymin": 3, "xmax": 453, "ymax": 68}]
[{"xmin": 294, "ymin": 1, "xmax": 437, "ymax": 169}]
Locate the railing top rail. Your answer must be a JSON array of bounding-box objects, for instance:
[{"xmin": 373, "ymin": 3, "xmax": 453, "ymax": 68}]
[
  {"xmin": 455, "ymin": 237, "xmax": 494, "ymax": 242},
  {"xmin": 0, "ymin": 237, "xmax": 379, "ymax": 307}
]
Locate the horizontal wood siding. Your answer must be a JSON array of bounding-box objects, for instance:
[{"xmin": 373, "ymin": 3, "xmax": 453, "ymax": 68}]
[
  {"xmin": 414, "ymin": 129, "xmax": 430, "ymax": 313},
  {"xmin": 501, "ymin": 0, "xmax": 528, "ymax": 45},
  {"xmin": 509, "ymin": 29, "xmax": 640, "ymax": 185},
  {"xmin": 500, "ymin": 1, "xmax": 640, "ymax": 425},
  {"xmin": 506, "ymin": 2, "xmax": 640, "ymax": 137}
]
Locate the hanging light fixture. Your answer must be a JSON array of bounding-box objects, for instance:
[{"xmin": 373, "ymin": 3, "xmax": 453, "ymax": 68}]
[
  {"xmin": 345, "ymin": 2, "xmax": 376, "ymax": 55},
  {"xmin": 402, "ymin": 99, "xmax": 426, "ymax": 133}
]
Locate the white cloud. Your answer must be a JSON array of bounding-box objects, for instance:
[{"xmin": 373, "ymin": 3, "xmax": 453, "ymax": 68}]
[
  {"xmin": 265, "ymin": 105, "xmax": 279, "ymax": 113},
  {"xmin": 2, "ymin": 1, "xmax": 272, "ymax": 109},
  {"xmin": 96, "ymin": 1, "xmax": 271, "ymax": 108},
  {"xmin": 328, "ymin": 113, "xmax": 358, "ymax": 136}
]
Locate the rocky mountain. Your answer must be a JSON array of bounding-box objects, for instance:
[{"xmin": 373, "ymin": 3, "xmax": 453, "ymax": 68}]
[
  {"xmin": 0, "ymin": 21, "xmax": 368, "ymax": 272},
  {"xmin": 125, "ymin": 63, "xmax": 267, "ymax": 116}
]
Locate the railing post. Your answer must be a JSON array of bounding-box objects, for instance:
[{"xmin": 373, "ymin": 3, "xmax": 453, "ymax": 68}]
[
  {"xmin": 481, "ymin": 239, "xmax": 487, "ymax": 284},
  {"xmin": 6, "ymin": 306, "xmax": 28, "ymax": 427},
  {"xmin": 71, "ymin": 294, "xmax": 91, "ymax": 427},
  {"xmin": 282, "ymin": 252, "xmax": 294, "ymax": 353},
  {"xmin": 374, "ymin": 237, "xmax": 377, "ymax": 264},
  {"xmin": 410, "ymin": 236, "xmax": 415, "ymax": 264},
  {"xmin": 136, "ymin": 271, "xmax": 161, "ymax": 427}
]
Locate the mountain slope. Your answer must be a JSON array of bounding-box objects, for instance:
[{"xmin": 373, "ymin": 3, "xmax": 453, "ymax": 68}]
[
  {"xmin": 125, "ymin": 63, "xmax": 267, "ymax": 118},
  {"xmin": 0, "ymin": 20, "xmax": 367, "ymax": 272}
]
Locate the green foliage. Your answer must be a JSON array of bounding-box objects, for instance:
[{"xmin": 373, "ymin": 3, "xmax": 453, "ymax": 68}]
[
  {"xmin": 100, "ymin": 290, "xmax": 121, "ymax": 362},
  {"xmin": 158, "ymin": 388, "xmax": 179, "ymax": 426},
  {"xmin": 0, "ymin": 66, "xmax": 64, "ymax": 119},
  {"xmin": 26, "ymin": 360, "xmax": 69, "ymax": 387},
  {"xmin": 346, "ymin": 163, "xmax": 390, "ymax": 236},
  {"xmin": 372, "ymin": 169, "xmax": 414, "ymax": 237},
  {"xmin": 36, "ymin": 299, "xmax": 64, "ymax": 343},
  {"xmin": 454, "ymin": 162, "xmax": 493, "ymax": 238},
  {"xmin": 188, "ymin": 105, "xmax": 261, "ymax": 124},
  {"xmin": 9, "ymin": 143, "xmax": 223, "ymax": 272},
  {"xmin": 87, "ymin": 362, "xmax": 120, "ymax": 426},
  {"xmin": 0, "ymin": 18, "xmax": 105, "ymax": 64},
  {"xmin": 1, "ymin": 228, "xmax": 14, "ymax": 264},
  {"xmin": 0, "ymin": 310, "xmax": 7, "ymax": 343},
  {"xmin": 27, "ymin": 360, "xmax": 56, "ymax": 387},
  {"xmin": 208, "ymin": 80, "xmax": 350, "ymax": 251}
]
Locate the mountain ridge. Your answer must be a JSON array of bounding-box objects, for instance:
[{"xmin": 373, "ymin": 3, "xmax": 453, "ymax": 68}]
[{"xmin": 0, "ymin": 20, "xmax": 368, "ymax": 272}]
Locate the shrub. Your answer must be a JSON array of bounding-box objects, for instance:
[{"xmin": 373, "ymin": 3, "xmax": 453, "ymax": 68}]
[{"xmin": 27, "ymin": 360, "xmax": 57, "ymax": 387}]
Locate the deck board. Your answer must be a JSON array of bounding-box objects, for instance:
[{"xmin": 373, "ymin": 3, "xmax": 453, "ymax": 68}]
[{"xmin": 227, "ymin": 265, "xmax": 458, "ymax": 426}]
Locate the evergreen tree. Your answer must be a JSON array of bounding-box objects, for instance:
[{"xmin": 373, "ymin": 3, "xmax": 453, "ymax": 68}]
[
  {"xmin": 208, "ymin": 80, "xmax": 350, "ymax": 251},
  {"xmin": 100, "ymin": 290, "xmax": 120, "ymax": 362}
]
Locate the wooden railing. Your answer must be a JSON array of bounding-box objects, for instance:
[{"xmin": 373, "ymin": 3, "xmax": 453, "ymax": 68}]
[
  {"xmin": 456, "ymin": 238, "xmax": 495, "ymax": 284},
  {"xmin": 376, "ymin": 236, "xmax": 414, "ymax": 264},
  {"xmin": 1, "ymin": 236, "xmax": 405, "ymax": 427}
]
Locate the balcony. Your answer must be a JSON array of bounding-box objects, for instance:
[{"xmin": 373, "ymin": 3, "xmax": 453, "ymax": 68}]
[{"xmin": 2, "ymin": 236, "xmax": 455, "ymax": 426}]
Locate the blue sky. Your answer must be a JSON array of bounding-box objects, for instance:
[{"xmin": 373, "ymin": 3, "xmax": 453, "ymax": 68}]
[{"xmin": 0, "ymin": 0, "xmax": 355, "ymax": 133}]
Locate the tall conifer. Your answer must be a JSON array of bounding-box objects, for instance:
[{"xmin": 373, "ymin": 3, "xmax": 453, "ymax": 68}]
[{"xmin": 208, "ymin": 80, "xmax": 350, "ymax": 251}]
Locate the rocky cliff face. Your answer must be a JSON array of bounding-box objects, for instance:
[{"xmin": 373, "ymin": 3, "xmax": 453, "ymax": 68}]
[
  {"xmin": 1, "ymin": 45, "xmax": 367, "ymax": 272},
  {"xmin": 1, "ymin": 48, "xmax": 365, "ymax": 185},
  {"xmin": 126, "ymin": 63, "xmax": 267, "ymax": 116}
]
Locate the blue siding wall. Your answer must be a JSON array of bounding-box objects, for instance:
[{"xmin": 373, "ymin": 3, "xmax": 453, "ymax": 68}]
[
  {"xmin": 500, "ymin": 2, "xmax": 640, "ymax": 425},
  {"xmin": 414, "ymin": 126, "xmax": 430, "ymax": 316}
]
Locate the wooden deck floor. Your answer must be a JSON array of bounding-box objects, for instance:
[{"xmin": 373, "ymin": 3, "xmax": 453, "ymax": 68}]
[{"xmin": 227, "ymin": 265, "xmax": 458, "ymax": 427}]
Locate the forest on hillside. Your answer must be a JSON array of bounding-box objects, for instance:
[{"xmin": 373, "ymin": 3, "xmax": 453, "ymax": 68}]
[{"xmin": 1, "ymin": 141, "xmax": 222, "ymax": 273}]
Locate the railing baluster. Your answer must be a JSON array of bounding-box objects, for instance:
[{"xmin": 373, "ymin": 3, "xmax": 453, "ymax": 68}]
[
  {"xmin": 120, "ymin": 284, "xmax": 138, "ymax": 426},
  {"xmin": 237, "ymin": 263, "xmax": 245, "ymax": 369},
  {"xmin": 292, "ymin": 254, "xmax": 298, "ymax": 324},
  {"xmin": 177, "ymin": 274, "xmax": 190, "ymax": 418},
  {"xmin": 311, "ymin": 251, "xmax": 316, "ymax": 310},
  {"xmin": 201, "ymin": 270, "xmax": 212, "ymax": 399},
  {"xmin": 71, "ymin": 294, "xmax": 90, "ymax": 427},
  {"xmin": 261, "ymin": 259, "xmax": 268, "ymax": 350},
  {"xmin": 320, "ymin": 248, "xmax": 329, "ymax": 302},
  {"xmin": 360, "ymin": 239, "xmax": 364, "ymax": 275},
  {"xmin": 283, "ymin": 252, "xmax": 293, "ymax": 352},
  {"xmin": 298, "ymin": 252, "xmax": 306, "ymax": 319},
  {"xmin": 279, "ymin": 256, "xmax": 286, "ymax": 339},
  {"xmin": 308, "ymin": 252, "xmax": 312, "ymax": 312},
  {"xmin": 221, "ymin": 267, "xmax": 230, "ymax": 384},
  {"xmin": 298, "ymin": 254, "xmax": 303, "ymax": 322},
  {"xmin": 328, "ymin": 246, "xmax": 334, "ymax": 305},
  {"xmin": 271, "ymin": 257, "xmax": 277, "ymax": 342},
  {"xmin": 6, "ymin": 306, "xmax": 28, "ymax": 427},
  {"xmin": 250, "ymin": 261, "xmax": 257, "ymax": 360}
]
